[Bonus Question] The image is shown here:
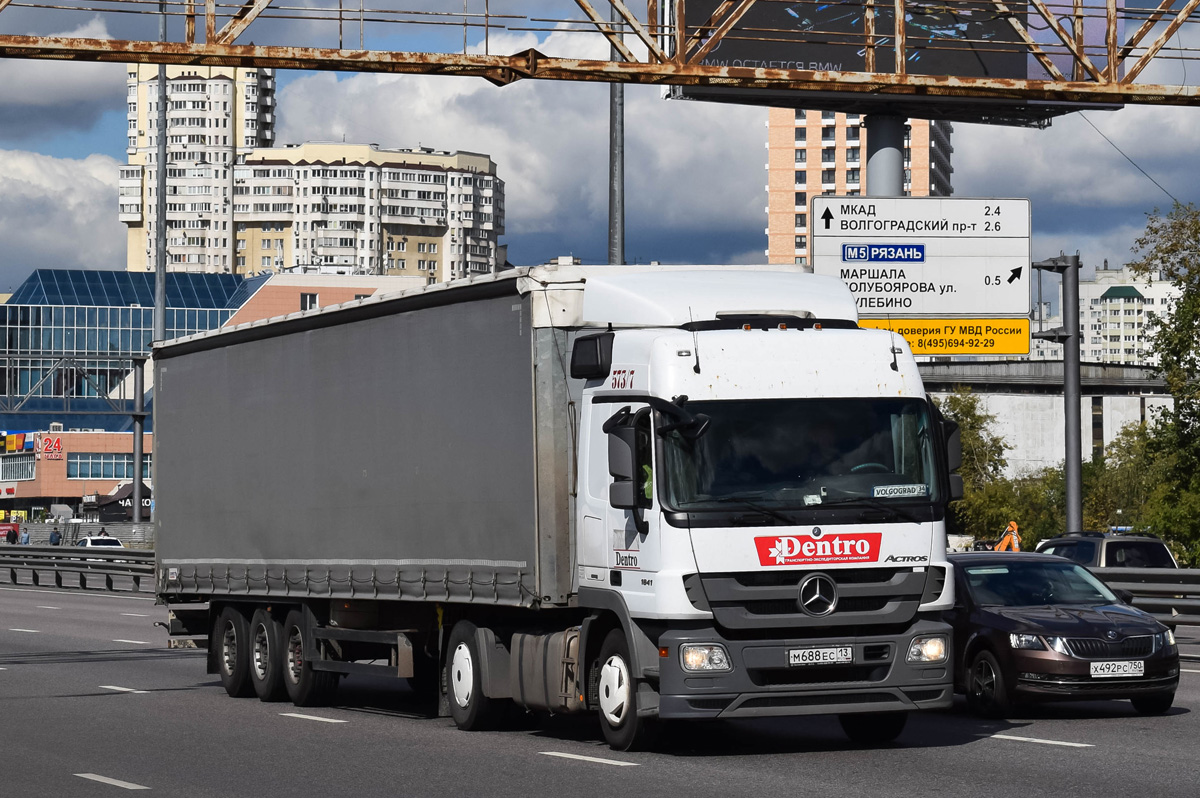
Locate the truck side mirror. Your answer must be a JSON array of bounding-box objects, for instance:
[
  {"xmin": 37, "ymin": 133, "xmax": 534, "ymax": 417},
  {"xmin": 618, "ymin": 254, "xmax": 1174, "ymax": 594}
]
[
  {"xmin": 571, "ymin": 332, "xmax": 614, "ymax": 380},
  {"xmin": 942, "ymin": 418, "xmax": 963, "ymax": 500},
  {"xmin": 607, "ymin": 425, "xmax": 639, "ymax": 510},
  {"xmin": 944, "ymin": 420, "xmax": 962, "ymax": 474}
]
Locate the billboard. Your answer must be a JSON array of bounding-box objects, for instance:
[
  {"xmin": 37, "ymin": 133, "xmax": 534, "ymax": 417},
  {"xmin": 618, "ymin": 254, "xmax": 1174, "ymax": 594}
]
[{"xmin": 667, "ymin": 0, "xmax": 1122, "ymax": 125}]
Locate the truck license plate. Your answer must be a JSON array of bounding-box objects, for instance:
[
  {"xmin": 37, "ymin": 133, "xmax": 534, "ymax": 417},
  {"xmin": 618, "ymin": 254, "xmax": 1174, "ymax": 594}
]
[
  {"xmin": 1089, "ymin": 660, "xmax": 1144, "ymax": 678},
  {"xmin": 789, "ymin": 646, "xmax": 853, "ymax": 666}
]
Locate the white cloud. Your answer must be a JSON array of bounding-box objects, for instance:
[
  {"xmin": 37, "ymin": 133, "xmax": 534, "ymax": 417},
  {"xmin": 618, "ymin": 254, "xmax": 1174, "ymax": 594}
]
[
  {"xmin": 0, "ymin": 150, "xmax": 125, "ymax": 287},
  {"xmin": 277, "ymin": 27, "xmax": 766, "ymax": 264},
  {"xmin": 0, "ymin": 18, "xmax": 125, "ymax": 139}
]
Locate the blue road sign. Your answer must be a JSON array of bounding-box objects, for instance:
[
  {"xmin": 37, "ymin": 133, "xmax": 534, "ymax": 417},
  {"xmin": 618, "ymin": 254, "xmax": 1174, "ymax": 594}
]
[{"xmin": 841, "ymin": 244, "xmax": 926, "ymax": 263}]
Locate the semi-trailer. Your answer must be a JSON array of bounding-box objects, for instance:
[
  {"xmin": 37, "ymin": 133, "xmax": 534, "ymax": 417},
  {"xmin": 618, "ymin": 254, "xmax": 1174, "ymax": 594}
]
[{"xmin": 154, "ymin": 264, "xmax": 960, "ymax": 750}]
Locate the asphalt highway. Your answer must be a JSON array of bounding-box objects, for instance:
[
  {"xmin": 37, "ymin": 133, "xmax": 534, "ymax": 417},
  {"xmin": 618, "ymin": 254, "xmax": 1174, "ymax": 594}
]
[{"xmin": 2, "ymin": 584, "xmax": 1198, "ymax": 797}]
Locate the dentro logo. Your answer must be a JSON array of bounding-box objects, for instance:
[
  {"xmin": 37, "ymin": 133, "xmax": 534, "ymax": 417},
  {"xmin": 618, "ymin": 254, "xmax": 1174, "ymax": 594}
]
[{"xmin": 755, "ymin": 532, "xmax": 882, "ymax": 567}]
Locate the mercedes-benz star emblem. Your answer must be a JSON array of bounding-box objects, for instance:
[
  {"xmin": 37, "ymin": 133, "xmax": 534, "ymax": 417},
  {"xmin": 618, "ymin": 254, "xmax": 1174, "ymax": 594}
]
[{"xmin": 799, "ymin": 573, "xmax": 838, "ymax": 617}]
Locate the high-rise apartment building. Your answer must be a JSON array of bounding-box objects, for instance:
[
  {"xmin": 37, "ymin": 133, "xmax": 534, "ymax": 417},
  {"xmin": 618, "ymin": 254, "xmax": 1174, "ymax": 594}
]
[
  {"xmin": 121, "ymin": 65, "xmax": 277, "ymax": 274},
  {"xmin": 121, "ymin": 69, "xmax": 506, "ymax": 281},
  {"xmin": 1027, "ymin": 262, "xmax": 1178, "ymax": 366},
  {"xmin": 765, "ymin": 110, "xmax": 954, "ymax": 265},
  {"xmin": 231, "ymin": 142, "xmax": 505, "ymax": 282}
]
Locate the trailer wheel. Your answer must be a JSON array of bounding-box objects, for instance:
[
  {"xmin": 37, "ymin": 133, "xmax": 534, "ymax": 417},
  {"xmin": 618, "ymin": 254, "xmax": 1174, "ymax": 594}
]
[
  {"xmin": 282, "ymin": 609, "xmax": 338, "ymax": 707},
  {"xmin": 597, "ymin": 629, "xmax": 657, "ymax": 751},
  {"xmin": 446, "ymin": 621, "xmax": 503, "ymax": 731},
  {"xmin": 249, "ymin": 608, "xmax": 287, "ymax": 702},
  {"xmin": 214, "ymin": 606, "xmax": 254, "ymax": 698},
  {"xmin": 838, "ymin": 711, "xmax": 908, "ymax": 744}
]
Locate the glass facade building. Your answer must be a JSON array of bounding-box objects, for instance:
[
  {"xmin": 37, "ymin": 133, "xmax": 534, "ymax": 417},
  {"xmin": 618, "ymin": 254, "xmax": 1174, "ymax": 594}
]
[{"xmin": 1, "ymin": 270, "xmax": 257, "ymax": 404}]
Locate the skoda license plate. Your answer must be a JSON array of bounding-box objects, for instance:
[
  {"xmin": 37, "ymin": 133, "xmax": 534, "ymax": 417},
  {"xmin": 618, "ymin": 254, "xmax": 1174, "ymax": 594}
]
[
  {"xmin": 1090, "ymin": 660, "xmax": 1144, "ymax": 678},
  {"xmin": 789, "ymin": 646, "xmax": 853, "ymax": 666}
]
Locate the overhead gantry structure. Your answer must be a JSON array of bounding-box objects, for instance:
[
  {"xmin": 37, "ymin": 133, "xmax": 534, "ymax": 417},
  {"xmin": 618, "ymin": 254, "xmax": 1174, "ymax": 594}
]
[{"xmin": 0, "ymin": 1, "xmax": 1198, "ymax": 117}]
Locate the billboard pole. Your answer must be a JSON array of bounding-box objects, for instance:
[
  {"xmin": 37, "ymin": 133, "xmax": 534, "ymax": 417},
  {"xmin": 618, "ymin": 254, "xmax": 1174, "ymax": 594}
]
[
  {"xmin": 864, "ymin": 114, "xmax": 905, "ymax": 197},
  {"xmin": 607, "ymin": 1, "xmax": 624, "ymax": 265}
]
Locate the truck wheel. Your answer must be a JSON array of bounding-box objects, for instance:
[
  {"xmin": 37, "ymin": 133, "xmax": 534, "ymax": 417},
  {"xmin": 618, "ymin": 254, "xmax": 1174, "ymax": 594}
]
[
  {"xmin": 282, "ymin": 609, "xmax": 338, "ymax": 707},
  {"xmin": 966, "ymin": 650, "xmax": 1011, "ymax": 718},
  {"xmin": 838, "ymin": 711, "xmax": 908, "ymax": 744},
  {"xmin": 597, "ymin": 629, "xmax": 657, "ymax": 751},
  {"xmin": 446, "ymin": 621, "xmax": 503, "ymax": 731},
  {"xmin": 249, "ymin": 608, "xmax": 287, "ymax": 702},
  {"xmin": 214, "ymin": 606, "xmax": 254, "ymax": 698}
]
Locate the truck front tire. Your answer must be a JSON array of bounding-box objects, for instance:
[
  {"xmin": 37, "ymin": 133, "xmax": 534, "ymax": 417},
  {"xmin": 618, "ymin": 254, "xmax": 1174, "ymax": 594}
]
[
  {"xmin": 597, "ymin": 629, "xmax": 657, "ymax": 751},
  {"xmin": 249, "ymin": 608, "xmax": 287, "ymax": 702},
  {"xmin": 446, "ymin": 620, "xmax": 504, "ymax": 731},
  {"xmin": 282, "ymin": 609, "xmax": 338, "ymax": 707},
  {"xmin": 215, "ymin": 606, "xmax": 254, "ymax": 698}
]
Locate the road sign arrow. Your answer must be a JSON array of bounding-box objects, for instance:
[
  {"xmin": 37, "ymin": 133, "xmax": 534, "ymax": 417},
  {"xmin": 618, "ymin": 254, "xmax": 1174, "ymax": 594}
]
[
  {"xmin": 1007, "ymin": 266, "xmax": 1023, "ymax": 284},
  {"xmin": 821, "ymin": 208, "xmax": 834, "ymax": 230}
]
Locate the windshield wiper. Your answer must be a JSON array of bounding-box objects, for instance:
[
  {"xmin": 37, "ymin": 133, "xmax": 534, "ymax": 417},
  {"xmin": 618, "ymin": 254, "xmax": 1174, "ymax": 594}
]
[
  {"xmin": 812, "ymin": 495, "xmax": 924, "ymax": 524},
  {"xmin": 689, "ymin": 492, "xmax": 795, "ymax": 525}
]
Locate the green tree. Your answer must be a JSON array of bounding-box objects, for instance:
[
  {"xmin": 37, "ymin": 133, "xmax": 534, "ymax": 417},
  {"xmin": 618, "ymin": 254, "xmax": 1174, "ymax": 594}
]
[
  {"xmin": 1128, "ymin": 202, "xmax": 1200, "ymax": 560},
  {"xmin": 937, "ymin": 387, "xmax": 1012, "ymax": 538}
]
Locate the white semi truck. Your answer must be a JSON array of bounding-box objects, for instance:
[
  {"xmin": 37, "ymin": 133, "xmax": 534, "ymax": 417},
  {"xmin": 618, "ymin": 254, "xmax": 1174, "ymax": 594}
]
[{"xmin": 154, "ymin": 264, "xmax": 960, "ymax": 750}]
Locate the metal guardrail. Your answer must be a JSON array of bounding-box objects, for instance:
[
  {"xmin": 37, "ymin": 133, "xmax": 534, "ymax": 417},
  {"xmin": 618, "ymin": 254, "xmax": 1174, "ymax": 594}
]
[
  {"xmin": 0, "ymin": 546, "xmax": 155, "ymax": 593},
  {"xmin": 1095, "ymin": 567, "xmax": 1200, "ymax": 628}
]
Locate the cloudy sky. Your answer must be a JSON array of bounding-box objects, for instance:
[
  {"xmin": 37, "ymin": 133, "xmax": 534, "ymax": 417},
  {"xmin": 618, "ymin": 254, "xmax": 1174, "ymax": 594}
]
[{"xmin": 0, "ymin": 7, "xmax": 1196, "ymax": 293}]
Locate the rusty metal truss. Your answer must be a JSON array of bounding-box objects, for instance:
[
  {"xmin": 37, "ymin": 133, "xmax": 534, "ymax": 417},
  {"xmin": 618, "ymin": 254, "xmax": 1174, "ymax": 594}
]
[{"xmin": 1, "ymin": 1, "xmax": 1200, "ymax": 117}]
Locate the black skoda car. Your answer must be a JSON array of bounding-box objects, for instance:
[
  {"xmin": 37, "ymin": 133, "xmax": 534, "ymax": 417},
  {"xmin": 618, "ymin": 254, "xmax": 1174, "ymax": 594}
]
[{"xmin": 946, "ymin": 552, "xmax": 1179, "ymax": 717}]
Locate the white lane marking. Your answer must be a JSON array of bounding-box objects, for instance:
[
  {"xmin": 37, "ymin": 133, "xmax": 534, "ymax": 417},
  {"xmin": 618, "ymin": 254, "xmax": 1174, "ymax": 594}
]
[
  {"xmin": 9, "ymin": 628, "xmax": 40, "ymax": 633},
  {"xmin": 1181, "ymin": 668, "xmax": 1200, "ymax": 674},
  {"xmin": 75, "ymin": 773, "xmax": 150, "ymax": 790},
  {"xmin": 992, "ymin": 734, "xmax": 1093, "ymax": 748},
  {"xmin": 0, "ymin": 586, "xmax": 155, "ymax": 601},
  {"xmin": 112, "ymin": 639, "xmax": 151, "ymax": 645},
  {"xmin": 539, "ymin": 752, "xmax": 640, "ymax": 767},
  {"xmin": 37, "ymin": 606, "xmax": 61, "ymax": 610},
  {"xmin": 120, "ymin": 613, "xmax": 149, "ymax": 617},
  {"xmin": 101, "ymin": 685, "xmax": 149, "ymax": 694},
  {"xmin": 280, "ymin": 712, "xmax": 348, "ymax": 724}
]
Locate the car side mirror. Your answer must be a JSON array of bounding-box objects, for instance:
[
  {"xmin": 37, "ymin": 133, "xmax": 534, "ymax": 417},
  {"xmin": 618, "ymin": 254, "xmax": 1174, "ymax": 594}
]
[{"xmin": 1113, "ymin": 588, "xmax": 1135, "ymax": 605}]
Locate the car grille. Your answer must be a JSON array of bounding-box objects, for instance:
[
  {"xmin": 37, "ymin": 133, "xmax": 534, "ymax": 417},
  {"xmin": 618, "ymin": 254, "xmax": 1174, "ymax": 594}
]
[
  {"xmin": 688, "ymin": 567, "xmax": 929, "ymax": 631},
  {"xmin": 1065, "ymin": 635, "xmax": 1154, "ymax": 659}
]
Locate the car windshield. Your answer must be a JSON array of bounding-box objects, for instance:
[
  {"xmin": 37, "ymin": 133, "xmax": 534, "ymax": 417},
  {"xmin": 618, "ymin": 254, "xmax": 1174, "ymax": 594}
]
[
  {"xmin": 660, "ymin": 397, "xmax": 939, "ymax": 510},
  {"xmin": 963, "ymin": 560, "xmax": 1118, "ymax": 607},
  {"xmin": 89, "ymin": 538, "xmax": 122, "ymax": 546}
]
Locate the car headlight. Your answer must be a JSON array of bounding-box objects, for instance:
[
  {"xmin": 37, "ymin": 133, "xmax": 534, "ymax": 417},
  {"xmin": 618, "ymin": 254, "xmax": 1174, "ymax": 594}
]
[
  {"xmin": 1009, "ymin": 633, "xmax": 1046, "ymax": 650},
  {"xmin": 907, "ymin": 635, "xmax": 948, "ymax": 663},
  {"xmin": 1157, "ymin": 629, "xmax": 1177, "ymax": 652},
  {"xmin": 680, "ymin": 644, "xmax": 732, "ymax": 672},
  {"xmin": 1046, "ymin": 636, "xmax": 1071, "ymax": 655}
]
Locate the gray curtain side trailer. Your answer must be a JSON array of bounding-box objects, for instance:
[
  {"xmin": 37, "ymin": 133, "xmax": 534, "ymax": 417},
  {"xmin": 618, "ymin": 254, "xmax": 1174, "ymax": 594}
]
[{"xmin": 155, "ymin": 275, "xmax": 584, "ymax": 716}]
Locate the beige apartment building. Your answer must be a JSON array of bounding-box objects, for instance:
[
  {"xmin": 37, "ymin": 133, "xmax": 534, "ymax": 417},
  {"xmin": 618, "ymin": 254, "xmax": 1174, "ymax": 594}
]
[
  {"xmin": 120, "ymin": 66, "xmax": 505, "ymax": 280},
  {"xmin": 766, "ymin": 109, "xmax": 954, "ymax": 265},
  {"xmin": 121, "ymin": 64, "xmax": 276, "ymax": 274}
]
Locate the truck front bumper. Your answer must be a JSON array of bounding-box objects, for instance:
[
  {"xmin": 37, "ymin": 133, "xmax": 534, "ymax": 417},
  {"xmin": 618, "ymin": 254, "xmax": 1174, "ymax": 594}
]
[{"xmin": 656, "ymin": 618, "xmax": 952, "ymax": 719}]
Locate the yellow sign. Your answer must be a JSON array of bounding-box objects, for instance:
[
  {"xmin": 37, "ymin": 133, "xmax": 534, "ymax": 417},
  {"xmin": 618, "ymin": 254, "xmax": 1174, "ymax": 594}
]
[{"xmin": 859, "ymin": 318, "xmax": 1030, "ymax": 356}]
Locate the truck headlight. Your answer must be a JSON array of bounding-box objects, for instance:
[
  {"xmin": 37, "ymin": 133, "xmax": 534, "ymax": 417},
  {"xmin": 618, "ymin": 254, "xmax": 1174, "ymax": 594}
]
[
  {"xmin": 906, "ymin": 635, "xmax": 948, "ymax": 663},
  {"xmin": 1009, "ymin": 633, "xmax": 1046, "ymax": 650},
  {"xmin": 680, "ymin": 644, "xmax": 732, "ymax": 672}
]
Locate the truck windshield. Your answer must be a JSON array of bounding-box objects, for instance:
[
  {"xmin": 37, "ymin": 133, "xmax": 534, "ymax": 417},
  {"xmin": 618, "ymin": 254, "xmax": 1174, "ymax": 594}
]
[{"xmin": 659, "ymin": 398, "xmax": 939, "ymax": 511}]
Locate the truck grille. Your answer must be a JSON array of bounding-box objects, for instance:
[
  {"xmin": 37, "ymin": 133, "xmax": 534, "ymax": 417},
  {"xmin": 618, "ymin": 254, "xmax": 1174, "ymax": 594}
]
[
  {"xmin": 687, "ymin": 567, "xmax": 929, "ymax": 631},
  {"xmin": 1065, "ymin": 635, "xmax": 1154, "ymax": 659}
]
